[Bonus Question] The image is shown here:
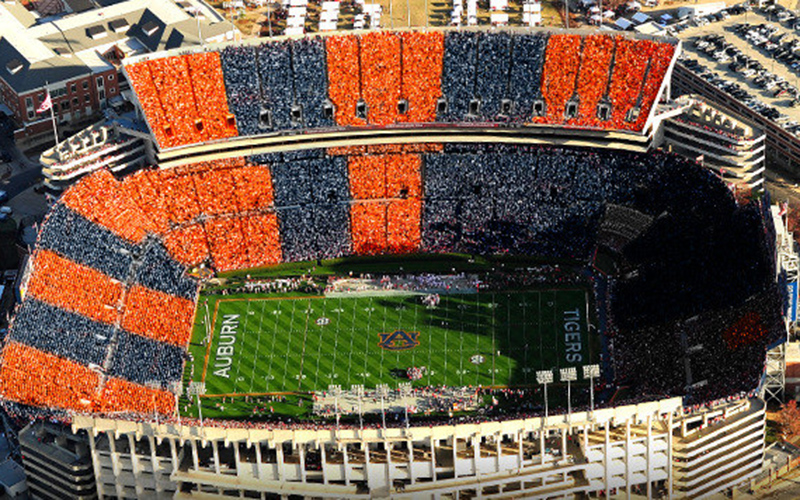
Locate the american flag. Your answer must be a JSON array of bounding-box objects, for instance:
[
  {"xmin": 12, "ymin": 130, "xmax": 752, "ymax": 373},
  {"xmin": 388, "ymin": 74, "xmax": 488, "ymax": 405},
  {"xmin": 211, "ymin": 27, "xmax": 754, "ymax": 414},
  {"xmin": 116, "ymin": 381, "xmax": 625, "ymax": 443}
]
[{"xmin": 36, "ymin": 92, "xmax": 52, "ymax": 113}]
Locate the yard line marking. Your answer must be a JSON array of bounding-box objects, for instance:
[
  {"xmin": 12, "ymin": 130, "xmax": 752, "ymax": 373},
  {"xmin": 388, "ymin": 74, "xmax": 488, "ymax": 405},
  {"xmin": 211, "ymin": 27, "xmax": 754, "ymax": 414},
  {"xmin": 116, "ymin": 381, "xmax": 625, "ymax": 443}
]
[
  {"xmin": 312, "ymin": 298, "xmax": 328, "ymax": 388},
  {"xmin": 346, "ymin": 300, "xmax": 358, "ymax": 386},
  {"xmin": 295, "ymin": 298, "xmax": 313, "ymax": 391},
  {"xmin": 362, "ymin": 296, "xmax": 375, "ymax": 386},
  {"xmin": 281, "ymin": 299, "xmax": 299, "ymax": 388},
  {"xmin": 329, "ymin": 297, "xmax": 343, "ymax": 381},
  {"xmin": 473, "ymin": 296, "xmax": 482, "ymax": 387},
  {"xmin": 248, "ymin": 299, "xmax": 268, "ymax": 394},
  {"xmin": 507, "ymin": 293, "xmax": 514, "ymax": 384},
  {"xmin": 491, "ymin": 292, "xmax": 497, "ymax": 387},
  {"xmin": 231, "ymin": 300, "xmax": 251, "ymax": 391},
  {"xmin": 265, "ymin": 300, "xmax": 281, "ymax": 393}
]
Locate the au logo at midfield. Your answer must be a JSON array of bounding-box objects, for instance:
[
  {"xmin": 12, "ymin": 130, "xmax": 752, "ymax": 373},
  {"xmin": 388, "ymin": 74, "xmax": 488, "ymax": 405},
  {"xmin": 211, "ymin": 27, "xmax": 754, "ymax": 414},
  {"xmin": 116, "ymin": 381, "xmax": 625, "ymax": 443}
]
[{"xmin": 378, "ymin": 330, "xmax": 421, "ymax": 351}]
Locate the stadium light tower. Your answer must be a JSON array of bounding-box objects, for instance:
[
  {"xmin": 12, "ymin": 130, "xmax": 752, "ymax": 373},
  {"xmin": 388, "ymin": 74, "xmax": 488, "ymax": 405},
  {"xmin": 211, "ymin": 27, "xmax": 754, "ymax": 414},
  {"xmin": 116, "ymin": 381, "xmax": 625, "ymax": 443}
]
[
  {"xmin": 145, "ymin": 381, "xmax": 161, "ymax": 425},
  {"xmin": 560, "ymin": 367, "xmax": 578, "ymax": 426},
  {"xmin": 172, "ymin": 382, "xmax": 184, "ymax": 434},
  {"xmin": 399, "ymin": 383, "xmax": 412, "ymax": 428},
  {"xmin": 377, "ymin": 384, "xmax": 390, "ymax": 429},
  {"xmin": 582, "ymin": 364, "xmax": 601, "ymax": 416},
  {"xmin": 329, "ymin": 384, "xmax": 342, "ymax": 430},
  {"xmin": 352, "ymin": 384, "xmax": 365, "ymax": 430},
  {"xmin": 536, "ymin": 370, "xmax": 554, "ymax": 424},
  {"xmin": 187, "ymin": 382, "xmax": 207, "ymax": 430}
]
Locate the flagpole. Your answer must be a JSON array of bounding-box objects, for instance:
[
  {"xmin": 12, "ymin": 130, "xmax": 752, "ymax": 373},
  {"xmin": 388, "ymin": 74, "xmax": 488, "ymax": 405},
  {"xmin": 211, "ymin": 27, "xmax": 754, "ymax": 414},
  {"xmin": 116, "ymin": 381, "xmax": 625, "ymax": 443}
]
[
  {"xmin": 49, "ymin": 100, "xmax": 58, "ymax": 146},
  {"xmin": 43, "ymin": 83, "xmax": 58, "ymax": 146}
]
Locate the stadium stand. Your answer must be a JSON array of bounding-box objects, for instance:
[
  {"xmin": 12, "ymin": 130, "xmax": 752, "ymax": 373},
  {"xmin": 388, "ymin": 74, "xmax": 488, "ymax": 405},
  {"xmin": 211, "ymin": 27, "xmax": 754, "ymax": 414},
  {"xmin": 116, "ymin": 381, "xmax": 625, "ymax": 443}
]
[
  {"xmin": 109, "ymin": 330, "xmax": 185, "ymax": 388},
  {"xmin": 0, "ymin": 343, "xmax": 100, "ymax": 412},
  {"xmin": 399, "ymin": 31, "xmax": 444, "ymax": 123},
  {"xmin": 134, "ymin": 239, "xmax": 199, "ymax": 300},
  {"xmin": 37, "ymin": 204, "xmax": 136, "ymax": 282},
  {"xmin": 126, "ymin": 53, "xmax": 237, "ymax": 148},
  {"xmin": 0, "ymin": 134, "xmax": 782, "ymax": 419},
  {"xmin": 124, "ymin": 31, "xmax": 676, "ymax": 149},
  {"xmin": 508, "ymin": 33, "xmax": 547, "ymax": 122},
  {"xmin": 27, "ymin": 250, "xmax": 123, "ymax": 325},
  {"xmin": 9, "ymin": 299, "xmax": 113, "ymax": 368}
]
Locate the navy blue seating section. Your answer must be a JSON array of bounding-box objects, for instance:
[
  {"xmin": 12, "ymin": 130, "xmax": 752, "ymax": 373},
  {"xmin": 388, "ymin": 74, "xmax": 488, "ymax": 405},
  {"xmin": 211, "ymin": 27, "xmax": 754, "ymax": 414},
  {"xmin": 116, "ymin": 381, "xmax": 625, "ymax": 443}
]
[
  {"xmin": 219, "ymin": 45, "xmax": 261, "ymax": 137},
  {"xmin": 439, "ymin": 31, "xmax": 478, "ymax": 122},
  {"xmin": 109, "ymin": 329, "xmax": 185, "ymax": 387},
  {"xmin": 508, "ymin": 34, "xmax": 547, "ymax": 121},
  {"xmin": 258, "ymin": 41, "xmax": 295, "ymax": 131},
  {"xmin": 37, "ymin": 204, "xmax": 135, "ymax": 282},
  {"xmin": 10, "ymin": 299, "xmax": 113, "ymax": 367},
  {"xmin": 293, "ymin": 37, "xmax": 334, "ymax": 129},
  {"xmin": 475, "ymin": 32, "xmax": 512, "ymax": 120},
  {"xmin": 134, "ymin": 239, "xmax": 199, "ymax": 300}
]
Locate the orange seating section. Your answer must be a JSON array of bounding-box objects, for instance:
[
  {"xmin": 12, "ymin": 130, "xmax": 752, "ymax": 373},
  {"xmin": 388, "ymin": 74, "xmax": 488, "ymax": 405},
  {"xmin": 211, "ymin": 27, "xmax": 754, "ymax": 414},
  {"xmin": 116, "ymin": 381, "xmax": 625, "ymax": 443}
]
[
  {"xmin": 121, "ymin": 286, "xmax": 196, "ymax": 346},
  {"xmin": 185, "ymin": 52, "xmax": 238, "ymax": 140},
  {"xmin": 607, "ymin": 38, "xmax": 651, "ymax": 129},
  {"xmin": 126, "ymin": 53, "xmax": 236, "ymax": 149},
  {"xmin": 101, "ymin": 377, "xmax": 176, "ymax": 415},
  {"xmin": 574, "ymin": 35, "xmax": 615, "ymax": 127},
  {"xmin": 540, "ymin": 34, "xmax": 582, "ymax": 124},
  {"xmin": 27, "ymin": 250, "xmax": 122, "ymax": 325},
  {"xmin": 162, "ymin": 223, "xmax": 211, "ymax": 267},
  {"xmin": 326, "ymin": 35, "xmax": 364, "ymax": 127},
  {"xmin": 0, "ymin": 342, "xmax": 100, "ymax": 412},
  {"xmin": 349, "ymin": 153, "xmax": 422, "ymax": 255},
  {"xmin": 634, "ymin": 41, "xmax": 675, "ymax": 130},
  {"xmin": 400, "ymin": 32, "xmax": 445, "ymax": 123},
  {"xmin": 361, "ymin": 32, "xmax": 402, "ymax": 126},
  {"xmin": 61, "ymin": 170, "xmax": 151, "ymax": 243}
]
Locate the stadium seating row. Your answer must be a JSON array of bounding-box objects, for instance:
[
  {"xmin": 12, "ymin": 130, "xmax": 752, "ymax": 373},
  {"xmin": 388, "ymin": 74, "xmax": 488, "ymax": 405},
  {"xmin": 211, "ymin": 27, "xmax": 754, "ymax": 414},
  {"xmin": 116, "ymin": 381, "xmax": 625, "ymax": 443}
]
[
  {"xmin": 126, "ymin": 52, "xmax": 237, "ymax": 149},
  {"xmin": 126, "ymin": 31, "xmax": 675, "ymax": 148},
  {"xmin": 1, "ymin": 143, "xmax": 781, "ymax": 418},
  {"xmin": 0, "ymin": 343, "xmax": 175, "ymax": 415}
]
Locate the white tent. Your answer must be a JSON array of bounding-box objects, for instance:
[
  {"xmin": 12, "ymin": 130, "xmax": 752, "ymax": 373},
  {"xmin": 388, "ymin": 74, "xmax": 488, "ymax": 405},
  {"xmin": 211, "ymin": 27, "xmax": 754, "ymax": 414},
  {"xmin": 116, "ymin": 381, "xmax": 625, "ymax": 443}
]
[
  {"xmin": 589, "ymin": 6, "xmax": 600, "ymax": 13},
  {"xmin": 628, "ymin": 0, "xmax": 641, "ymax": 10},
  {"xmin": 604, "ymin": 9, "xmax": 615, "ymax": 18}
]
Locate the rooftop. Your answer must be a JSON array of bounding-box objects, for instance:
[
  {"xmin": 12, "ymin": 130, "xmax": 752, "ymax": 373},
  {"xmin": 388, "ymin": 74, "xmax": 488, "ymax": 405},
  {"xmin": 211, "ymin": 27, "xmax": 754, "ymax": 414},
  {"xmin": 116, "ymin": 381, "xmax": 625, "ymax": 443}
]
[{"xmin": 0, "ymin": 0, "xmax": 234, "ymax": 94}]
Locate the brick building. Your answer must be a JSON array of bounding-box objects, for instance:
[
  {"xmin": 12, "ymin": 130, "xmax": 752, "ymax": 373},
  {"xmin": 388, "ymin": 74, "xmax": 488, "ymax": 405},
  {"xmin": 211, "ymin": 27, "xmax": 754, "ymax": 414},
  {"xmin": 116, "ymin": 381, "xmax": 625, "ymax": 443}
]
[{"xmin": 0, "ymin": 0, "xmax": 236, "ymax": 149}]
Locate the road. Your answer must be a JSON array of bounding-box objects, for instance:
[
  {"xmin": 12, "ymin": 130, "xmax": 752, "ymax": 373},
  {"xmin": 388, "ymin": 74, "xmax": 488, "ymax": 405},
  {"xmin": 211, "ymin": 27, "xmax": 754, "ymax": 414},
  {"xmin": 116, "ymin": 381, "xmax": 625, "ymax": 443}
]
[{"xmin": 0, "ymin": 134, "xmax": 41, "ymax": 201}]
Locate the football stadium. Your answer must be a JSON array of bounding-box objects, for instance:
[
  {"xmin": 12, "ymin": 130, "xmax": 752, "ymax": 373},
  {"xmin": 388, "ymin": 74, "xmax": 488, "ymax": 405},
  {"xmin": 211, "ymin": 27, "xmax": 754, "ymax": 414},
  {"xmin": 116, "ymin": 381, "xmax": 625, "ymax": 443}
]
[{"xmin": 0, "ymin": 28, "xmax": 793, "ymax": 499}]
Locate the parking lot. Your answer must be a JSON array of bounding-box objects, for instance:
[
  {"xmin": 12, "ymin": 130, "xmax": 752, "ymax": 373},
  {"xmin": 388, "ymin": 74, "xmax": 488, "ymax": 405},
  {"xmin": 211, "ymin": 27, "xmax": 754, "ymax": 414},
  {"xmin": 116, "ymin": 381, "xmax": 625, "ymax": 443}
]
[{"xmin": 676, "ymin": 4, "xmax": 800, "ymax": 136}]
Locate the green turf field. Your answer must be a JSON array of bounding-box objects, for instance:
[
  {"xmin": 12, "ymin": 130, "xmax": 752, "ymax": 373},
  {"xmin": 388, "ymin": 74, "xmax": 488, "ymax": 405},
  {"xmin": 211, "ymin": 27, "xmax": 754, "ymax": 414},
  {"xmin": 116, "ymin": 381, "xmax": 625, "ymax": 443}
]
[{"xmin": 190, "ymin": 289, "xmax": 591, "ymax": 396}]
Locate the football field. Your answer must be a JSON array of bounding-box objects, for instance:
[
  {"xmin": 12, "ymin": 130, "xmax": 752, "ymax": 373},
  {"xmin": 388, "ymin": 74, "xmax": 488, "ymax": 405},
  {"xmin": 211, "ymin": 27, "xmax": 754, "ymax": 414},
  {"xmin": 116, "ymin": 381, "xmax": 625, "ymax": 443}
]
[{"xmin": 196, "ymin": 289, "xmax": 591, "ymax": 396}]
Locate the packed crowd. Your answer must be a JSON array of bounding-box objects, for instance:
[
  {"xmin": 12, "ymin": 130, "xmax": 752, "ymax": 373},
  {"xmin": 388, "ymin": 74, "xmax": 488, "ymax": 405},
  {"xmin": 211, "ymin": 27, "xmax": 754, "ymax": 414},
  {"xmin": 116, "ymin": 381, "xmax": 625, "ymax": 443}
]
[
  {"xmin": 121, "ymin": 286, "xmax": 195, "ymax": 347},
  {"xmin": 540, "ymin": 34, "xmax": 582, "ymax": 123},
  {"xmin": 37, "ymin": 204, "xmax": 136, "ymax": 282},
  {"xmin": 27, "ymin": 249, "xmax": 122, "ymax": 325},
  {"xmin": 574, "ymin": 34, "xmax": 614, "ymax": 126},
  {"xmin": 109, "ymin": 330, "xmax": 185, "ymax": 388},
  {"xmin": 508, "ymin": 33, "xmax": 546, "ymax": 122},
  {"xmin": 348, "ymin": 153, "xmax": 423, "ymax": 254},
  {"xmin": 0, "ymin": 141, "xmax": 784, "ymax": 421},
  {"xmin": 399, "ymin": 31, "xmax": 444, "ymax": 123},
  {"xmin": 10, "ymin": 299, "xmax": 113, "ymax": 367},
  {"xmin": 126, "ymin": 32, "xmax": 676, "ymax": 151},
  {"xmin": 125, "ymin": 52, "xmax": 236, "ymax": 149},
  {"xmin": 475, "ymin": 32, "xmax": 511, "ymax": 119},
  {"xmin": 134, "ymin": 240, "xmax": 199, "ymax": 300},
  {"xmin": 361, "ymin": 31, "xmax": 402, "ymax": 125}
]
